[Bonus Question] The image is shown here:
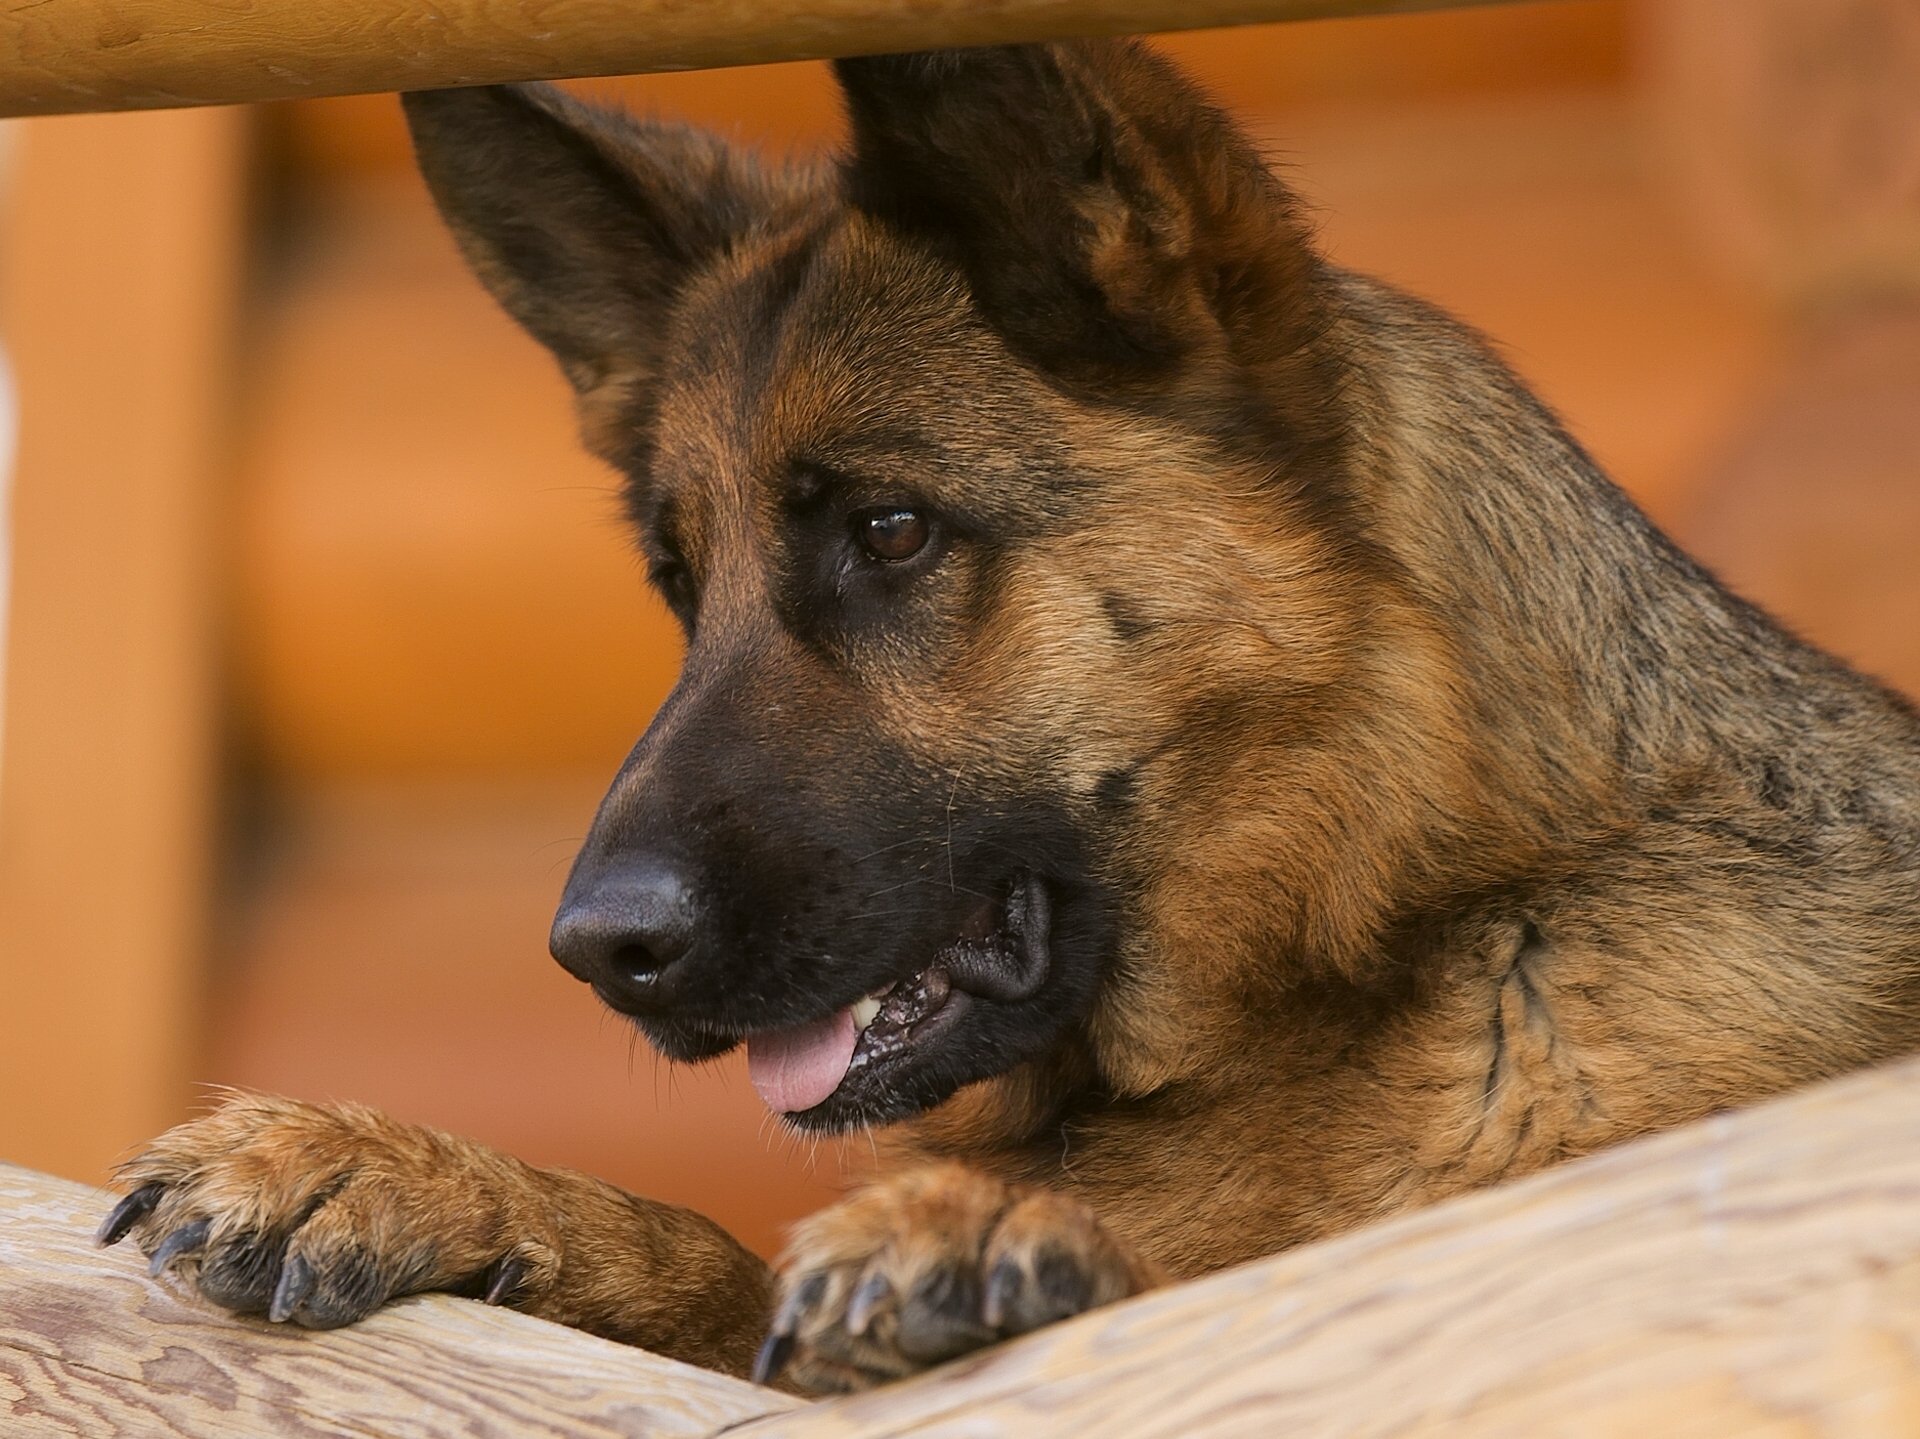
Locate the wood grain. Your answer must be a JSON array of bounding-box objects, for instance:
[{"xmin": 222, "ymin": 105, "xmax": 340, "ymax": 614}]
[
  {"xmin": 0, "ymin": 0, "xmax": 1514, "ymax": 117},
  {"xmin": 6, "ymin": 1057, "xmax": 1918, "ymax": 1436},
  {"xmin": 0, "ymin": 1164, "xmax": 796, "ymax": 1438},
  {"xmin": 736, "ymin": 1055, "xmax": 1920, "ymax": 1437}
]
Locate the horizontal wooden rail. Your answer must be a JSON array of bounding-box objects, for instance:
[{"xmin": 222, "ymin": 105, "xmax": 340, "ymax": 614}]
[
  {"xmin": 0, "ymin": 0, "xmax": 1507, "ymax": 118},
  {"xmin": 6, "ymin": 1053, "xmax": 1919, "ymax": 1436}
]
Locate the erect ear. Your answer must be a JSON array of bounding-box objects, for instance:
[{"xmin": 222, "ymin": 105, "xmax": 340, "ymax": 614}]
[
  {"xmin": 834, "ymin": 42, "xmax": 1336, "ymax": 411},
  {"xmin": 402, "ymin": 84, "xmax": 807, "ymax": 461}
]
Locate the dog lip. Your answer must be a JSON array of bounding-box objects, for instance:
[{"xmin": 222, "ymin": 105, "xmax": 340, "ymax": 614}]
[
  {"xmin": 591, "ymin": 981, "xmax": 646, "ymax": 1017},
  {"xmin": 785, "ymin": 872, "xmax": 1054, "ymax": 1123},
  {"xmin": 943, "ymin": 871, "xmax": 1051, "ymax": 1003}
]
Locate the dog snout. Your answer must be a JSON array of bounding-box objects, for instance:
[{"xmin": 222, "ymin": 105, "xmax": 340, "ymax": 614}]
[{"xmin": 549, "ymin": 856, "xmax": 703, "ymax": 1011}]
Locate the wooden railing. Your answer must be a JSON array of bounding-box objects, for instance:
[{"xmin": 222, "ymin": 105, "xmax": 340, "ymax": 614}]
[
  {"xmin": 6, "ymin": 1053, "xmax": 1918, "ymax": 1437},
  {"xmin": 0, "ymin": 0, "xmax": 1511, "ymax": 116}
]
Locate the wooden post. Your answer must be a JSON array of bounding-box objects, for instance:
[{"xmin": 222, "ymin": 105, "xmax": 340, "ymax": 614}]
[
  {"xmin": 0, "ymin": 107, "xmax": 247, "ymax": 1184},
  {"xmin": 0, "ymin": 0, "xmax": 1513, "ymax": 117},
  {"xmin": 5, "ymin": 1054, "xmax": 1919, "ymax": 1436}
]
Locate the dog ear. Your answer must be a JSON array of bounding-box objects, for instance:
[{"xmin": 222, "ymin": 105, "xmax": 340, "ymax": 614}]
[
  {"xmin": 402, "ymin": 84, "xmax": 800, "ymax": 459},
  {"xmin": 834, "ymin": 42, "xmax": 1334, "ymax": 407}
]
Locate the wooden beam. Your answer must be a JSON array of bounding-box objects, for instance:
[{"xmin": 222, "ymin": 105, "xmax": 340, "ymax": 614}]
[
  {"xmin": 6, "ymin": 1054, "xmax": 1919, "ymax": 1436},
  {"xmin": 0, "ymin": 0, "xmax": 1514, "ymax": 118}
]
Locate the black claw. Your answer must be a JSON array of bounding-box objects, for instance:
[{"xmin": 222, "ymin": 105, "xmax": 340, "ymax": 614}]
[
  {"xmin": 756, "ymin": 1270, "xmax": 828, "ymax": 1384},
  {"xmin": 844, "ymin": 1271, "xmax": 894, "ymax": 1337},
  {"xmin": 752, "ymin": 1329, "xmax": 795, "ymax": 1387},
  {"xmin": 982, "ymin": 1257, "xmax": 1023, "ymax": 1331},
  {"xmin": 98, "ymin": 1183, "xmax": 164, "ymax": 1247},
  {"xmin": 484, "ymin": 1252, "xmax": 529, "ymax": 1306},
  {"xmin": 148, "ymin": 1218, "xmax": 212, "ymax": 1276},
  {"xmin": 268, "ymin": 1253, "xmax": 314, "ymax": 1323},
  {"xmin": 771, "ymin": 1271, "xmax": 829, "ymax": 1331}
]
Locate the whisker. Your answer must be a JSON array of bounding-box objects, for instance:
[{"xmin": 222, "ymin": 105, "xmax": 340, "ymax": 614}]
[
  {"xmin": 849, "ymin": 834, "xmax": 942, "ymax": 865},
  {"xmin": 839, "ymin": 894, "xmax": 989, "ymax": 923},
  {"xmin": 945, "ymin": 772, "xmax": 961, "ymax": 893},
  {"xmin": 856, "ymin": 875, "xmax": 996, "ymax": 905}
]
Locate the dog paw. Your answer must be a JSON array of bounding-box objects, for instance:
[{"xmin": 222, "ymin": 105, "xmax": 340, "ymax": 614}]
[
  {"xmin": 100, "ymin": 1091, "xmax": 556, "ymax": 1329},
  {"xmin": 756, "ymin": 1163, "xmax": 1158, "ymax": 1392}
]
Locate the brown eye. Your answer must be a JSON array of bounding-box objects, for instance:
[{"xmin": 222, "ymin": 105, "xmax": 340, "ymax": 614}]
[{"xmin": 854, "ymin": 506, "xmax": 930, "ymax": 562}]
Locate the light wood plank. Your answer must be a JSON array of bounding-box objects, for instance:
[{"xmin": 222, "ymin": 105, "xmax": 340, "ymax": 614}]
[
  {"xmin": 0, "ymin": 1164, "xmax": 797, "ymax": 1438},
  {"xmin": 734, "ymin": 1055, "xmax": 1920, "ymax": 1437},
  {"xmin": 0, "ymin": 0, "xmax": 1517, "ymax": 117}
]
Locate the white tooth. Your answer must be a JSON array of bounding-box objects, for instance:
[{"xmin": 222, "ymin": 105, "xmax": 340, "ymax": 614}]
[{"xmin": 850, "ymin": 997, "xmax": 882, "ymax": 1032}]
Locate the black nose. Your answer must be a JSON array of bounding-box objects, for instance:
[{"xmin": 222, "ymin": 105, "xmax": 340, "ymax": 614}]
[{"xmin": 549, "ymin": 857, "xmax": 701, "ymax": 1010}]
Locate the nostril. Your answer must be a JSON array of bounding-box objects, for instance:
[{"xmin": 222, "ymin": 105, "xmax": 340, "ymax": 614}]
[
  {"xmin": 548, "ymin": 855, "xmax": 703, "ymax": 1004},
  {"xmin": 608, "ymin": 941, "xmax": 665, "ymax": 986}
]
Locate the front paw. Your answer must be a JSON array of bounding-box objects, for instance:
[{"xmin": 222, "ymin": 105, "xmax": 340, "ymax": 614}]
[
  {"xmin": 757, "ymin": 1163, "xmax": 1158, "ymax": 1392},
  {"xmin": 99, "ymin": 1091, "xmax": 553, "ymax": 1329}
]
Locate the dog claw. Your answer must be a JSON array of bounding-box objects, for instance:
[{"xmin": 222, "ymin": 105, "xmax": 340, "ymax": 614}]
[
  {"xmin": 756, "ymin": 1270, "xmax": 824, "ymax": 1385},
  {"xmin": 268, "ymin": 1253, "xmax": 315, "ymax": 1323},
  {"xmin": 148, "ymin": 1218, "xmax": 211, "ymax": 1276},
  {"xmin": 752, "ymin": 1329, "xmax": 795, "ymax": 1386},
  {"xmin": 982, "ymin": 1257, "xmax": 1022, "ymax": 1330},
  {"xmin": 845, "ymin": 1271, "xmax": 893, "ymax": 1337},
  {"xmin": 98, "ymin": 1182, "xmax": 164, "ymax": 1247},
  {"xmin": 484, "ymin": 1252, "xmax": 528, "ymax": 1306},
  {"xmin": 771, "ymin": 1270, "xmax": 827, "ymax": 1329}
]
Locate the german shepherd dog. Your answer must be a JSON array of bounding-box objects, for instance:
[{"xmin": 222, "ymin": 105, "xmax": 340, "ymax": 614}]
[{"xmin": 101, "ymin": 40, "xmax": 1920, "ymax": 1393}]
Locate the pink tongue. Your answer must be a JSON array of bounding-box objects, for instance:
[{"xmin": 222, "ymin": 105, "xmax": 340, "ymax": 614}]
[{"xmin": 747, "ymin": 1007, "xmax": 858, "ymax": 1114}]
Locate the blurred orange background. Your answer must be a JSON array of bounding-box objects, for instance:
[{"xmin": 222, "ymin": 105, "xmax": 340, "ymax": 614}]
[{"xmin": 1, "ymin": 0, "xmax": 1916, "ymax": 1260}]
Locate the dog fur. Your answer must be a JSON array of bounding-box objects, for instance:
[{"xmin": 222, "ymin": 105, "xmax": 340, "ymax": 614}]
[{"xmin": 103, "ymin": 40, "xmax": 1920, "ymax": 1394}]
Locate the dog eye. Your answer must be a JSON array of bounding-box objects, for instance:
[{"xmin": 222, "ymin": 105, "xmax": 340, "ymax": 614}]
[
  {"xmin": 853, "ymin": 506, "xmax": 930, "ymax": 563},
  {"xmin": 648, "ymin": 558, "xmax": 695, "ymax": 615}
]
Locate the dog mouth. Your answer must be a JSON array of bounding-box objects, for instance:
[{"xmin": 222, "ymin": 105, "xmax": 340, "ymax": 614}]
[{"xmin": 744, "ymin": 872, "xmax": 1052, "ymax": 1118}]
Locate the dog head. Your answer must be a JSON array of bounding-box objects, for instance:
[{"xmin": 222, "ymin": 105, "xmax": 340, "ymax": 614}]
[{"xmin": 405, "ymin": 43, "xmax": 1453, "ymax": 1133}]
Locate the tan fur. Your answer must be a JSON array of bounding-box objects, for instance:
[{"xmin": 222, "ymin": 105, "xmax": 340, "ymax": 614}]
[{"xmin": 112, "ymin": 1092, "xmax": 770, "ymax": 1376}]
